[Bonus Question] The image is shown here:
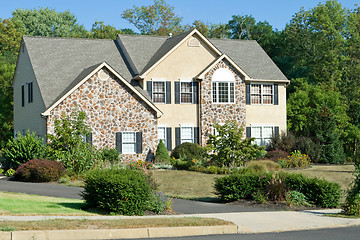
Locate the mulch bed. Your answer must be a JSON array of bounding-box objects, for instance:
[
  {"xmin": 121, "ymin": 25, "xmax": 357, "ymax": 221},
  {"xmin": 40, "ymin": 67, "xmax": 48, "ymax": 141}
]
[{"xmin": 227, "ymin": 199, "xmax": 322, "ymax": 211}]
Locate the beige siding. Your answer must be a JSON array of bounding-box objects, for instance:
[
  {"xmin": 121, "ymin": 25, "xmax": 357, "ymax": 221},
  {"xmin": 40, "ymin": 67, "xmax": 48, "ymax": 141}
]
[
  {"xmin": 246, "ymin": 83, "xmax": 287, "ymax": 132},
  {"xmin": 144, "ymin": 35, "xmax": 217, "ymax": 148},
  {"xmin": 13, "ymin": 45, "xmax": 47, "ymax": 138}
]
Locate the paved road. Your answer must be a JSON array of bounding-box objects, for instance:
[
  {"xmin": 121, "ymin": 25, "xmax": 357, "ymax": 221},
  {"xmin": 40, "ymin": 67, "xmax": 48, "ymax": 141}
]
[
  {"xmin": 124, "ymin": 226, "xmax": 360, "ymax": 240},
  {"xmin": 0, "ymin": 178, "xmax": 269, "ymax": 214}
]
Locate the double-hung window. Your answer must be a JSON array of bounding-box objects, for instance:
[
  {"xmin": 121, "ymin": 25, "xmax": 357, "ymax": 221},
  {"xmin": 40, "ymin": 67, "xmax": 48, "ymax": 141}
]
[
  {"xmin": 251, "ymin": 126, "xmax": 275, "ymax": 147},
  {"xmin": 152, "ymin": 81, "xmax": 166, "ymax": 103},
  {"xmin": 158, "ymin": 126, "xmax": 166, "ymax": 144},
  {"xmin": 122, "ymin": 132, "xmax": 136, "ymax": 154},
  {"xmin": 181, "ymin": 126, "xmax": 193, "ymax": 144},
  {"xmin": 251, "ymin": 84, "xmax": 273, "ymax": 105},
  {"xmin": 180, "ymin": 80, "xmax": 193, "ymax": 103},
  {"xmin": 212, "ymin": 68, "xmax": 235, "ymax": 104}
]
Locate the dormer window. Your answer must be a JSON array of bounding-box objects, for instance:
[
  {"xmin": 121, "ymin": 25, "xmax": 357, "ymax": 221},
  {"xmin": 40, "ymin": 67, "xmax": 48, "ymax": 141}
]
[{"xmin": 212, "ymin": 68, "xmax": 235, "ymax": 104}]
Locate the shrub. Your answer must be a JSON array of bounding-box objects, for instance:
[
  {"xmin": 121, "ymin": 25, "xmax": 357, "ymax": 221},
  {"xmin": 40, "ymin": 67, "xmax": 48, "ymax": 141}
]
[
  {"xmin": 207, "ymin": 121, "xmax": 265, "ymax": 167},
  {"xmin": 214, "ymin": 172, "xmax": 272, "ymax": 201},
  {"xmin": 342, "ymin": 165, "xmax": 360, "ymax": 215},
  {"xmin": 215, "ymin": 171, "xmax": 341, "ymax": 208},
  {"xmin": 264, "ymin": 149, "xmax": 289, "ymax": 162},
  {"xmin": 82, "ymin": 168, "xmax": 152, "ymax": 215},
  {"xmin": 284, "ymin": 173, "xmax": 341, "ymax": 208},
  {"xmin": 269, "ymin": 131, "xmax": 297, "ymax": 153},
  {"xmin": 5, "ymin": 168, "xmax": 15, "ymax": 177},
  {"xmin": 293, "ymin": 136, "xmax": 321, "ymax": 163},
  {"xmin": 149, "ymin": 192, "xmax": 172, "ymax": 214},
  {"xmin": 286, "ymin": 191, "xmax": 312, "ymax": 207},
  {"xmin": 14, "ymin": 159, "xmax": 65, "ymax": 182},
  {"xmin": 99, "ymin": 147, "xmax": 121, "ymax": 164},
  {"xmin": 171, "ymin": 142, "xmax": 205, "ymax": 160},
  {"xmin": 172, "ymin": 158, "xmax": 193, "ymax": 170},
  {"xmin": 1, "ymin": 131, "xmax": 45, "ymax": 170},
  {"xmin": 246, "ymin": 160, "xmax": 281, "ymax": 173},
  {"xmin": 0, "ymin": 169, "xmax": 4, "ymax": 175},
  {"xmin": 155, "ymin": 140, "xmax": 171, "ymax": 164},
  {"xmin": 278, "ymin": 150, "xmax": 311, "ymax": 168},
  {"xmin": 267, "ymin": 172, "xmax": 287, "ymax": 201}
]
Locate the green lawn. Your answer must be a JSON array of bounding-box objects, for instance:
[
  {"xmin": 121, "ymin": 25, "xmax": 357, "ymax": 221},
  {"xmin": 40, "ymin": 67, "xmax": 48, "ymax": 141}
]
[{"xmin": 0, "ymin": 192, "xmax": 91, "ymax": 215}]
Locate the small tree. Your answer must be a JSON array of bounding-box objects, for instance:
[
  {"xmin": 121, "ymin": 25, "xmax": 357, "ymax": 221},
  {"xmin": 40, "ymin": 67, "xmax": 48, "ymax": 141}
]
[
  {"xmin": 155, "ymin": 140, "xmax": 171, "ymax": 164},
  {"xmin": 206, "ymin": 121, "xmax": 265, "ymax": 167}
]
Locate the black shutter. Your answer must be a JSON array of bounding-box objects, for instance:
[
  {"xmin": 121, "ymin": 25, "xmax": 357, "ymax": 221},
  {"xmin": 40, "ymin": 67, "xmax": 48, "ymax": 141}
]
[
  {"xmin": 175, "ymin": 82, "xmax": 180, "ymax": 104},
  {"xmin": 175, "ymin": 127, "xmax": 181, "ymax": 146},
  {"xmin": 21, "ymin": 85, "xmax": 25, "ymax": 107},
  {"xmin": 86, "ymin": 133, "xmax": 93, "ymax": 145},
  {"xmin": 246, "ymin": 83, "xmax": 251, "ymax": 105},
  {"xmin": 193, "ymin": 82, "xmax": 199, "ymax": 104},
  {"xmin": 116, "ymin": 132, "xmax": 122, "ymax": 153},
  {"xmin": 246, "ymin": 127, "xmax": 251, "ymax": 139},
  {"xmin": 274, "ymin": 84, "xmax": 278, "ymax": 105},
  {"xmin": 136, "ymin": 132, "xmax": 143, "ymax": 153},
  {"xmin": 194, "ymin": 127, "xmax": 199, "ymax": 144},
  {"xmin": 166, "ymin": 127, "xmax": 172, "ymax": 151},
  {"xmin": 274, "ymin": 126, "xmax": 279, "ymax": 138},
  {"xmin": 166, "ymin": 81, "xmax": 171, "ymax": 104},
  {"xmin": 147, "ymin": 81, "xmax": 152, "ymax": 100}
]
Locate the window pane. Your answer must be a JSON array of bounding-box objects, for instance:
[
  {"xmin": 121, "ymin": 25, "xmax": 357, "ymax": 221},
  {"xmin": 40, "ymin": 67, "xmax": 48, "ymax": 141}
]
[
  {"xmin": 123, "ymin": 132, "xmax": 135, "ymax": 142},
  {"xmin": 230, "ymin": 82, "xmax": 234, "ymax": 103},
  {"xmin": 263, "ymin": 95, "xmax": 273, "ymax": 104},
  {"xmin": 263, "ymin": 127, "xmax": 274, "ymax": 138},
  {"xmin": 263, "ymin": 85, "xmax": 273, "ymax": 94},
  {"xmin": 251, "ymin": 84, "xmax": 261, "ymax": 94},
  {"xmin": 153, "ymin": 82, "xmax": 165, "ymax": 103},
  {"xmin": 181, "ymin": 82, "xmax": 192, "ymax": 93},
  {"xmin": 254, "ymin": 138, "xmax": 262, "ymax": 146},
  {"xmin": 158, "ymin": 127, "xmax": 166, "ymax": 143},
  {"xmin": 181, "ymin": 127, "xmax": 193, "ymax": 143},
  {"xmin": 123, "ymin": 143, "xmax": 135, "ymax": 154},
  {"xmin": 252, "ymin": 127, "xmax": 262, "ymax": 138},
  {"xmin": 218, "ymin": 82, "xmax": 229, "ymax": 103},
  {"xmin": 251, "ymin": 95, "xmax": 261, "ymax": 104},
  {"xmin": 212, "ymin": 82, "xmax": 217, "ymax": 103}
]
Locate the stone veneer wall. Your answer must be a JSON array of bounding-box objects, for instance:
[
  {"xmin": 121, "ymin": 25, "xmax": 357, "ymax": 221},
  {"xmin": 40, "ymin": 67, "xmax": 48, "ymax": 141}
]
[
  {"xmin": 200, "ymin": 60, "xmax": 246, "ymax": 146},
  {"xmin": 47, "ymin": 68, "xmax": 158, "ymax": 162}
]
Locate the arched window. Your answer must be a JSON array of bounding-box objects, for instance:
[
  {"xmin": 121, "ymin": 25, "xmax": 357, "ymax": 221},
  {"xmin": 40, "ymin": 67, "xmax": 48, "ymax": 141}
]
[{"xmin": 212, "ymin": 68, "xmax": 235, "ymax": 103}]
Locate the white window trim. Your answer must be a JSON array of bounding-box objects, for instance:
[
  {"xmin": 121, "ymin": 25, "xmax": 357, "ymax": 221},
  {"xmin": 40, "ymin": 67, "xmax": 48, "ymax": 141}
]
[
  {"xmin": 122, "ymin": 131, "xmax": 136, "ymax": 154},
  {"xmin": 180, "ymin": 124, "xmax": 194, "ymax": 144},
  {"xmin": 250, "ymin": 125, "xmax": 275, "ymax": 147},
  {"xmin": 180, "ymin": 79, "xmax": 193, "ymax": 104},
  {"xmin": 212, "ymin": 81, "xmax": 235, "ymax": 104},
  {"xmin": 152, "ymin": 79, "xmax": 166, "ymax": 104},
  {"xmin": 250, "ymin": 83, "xmax": 274, "ymax": 105}
]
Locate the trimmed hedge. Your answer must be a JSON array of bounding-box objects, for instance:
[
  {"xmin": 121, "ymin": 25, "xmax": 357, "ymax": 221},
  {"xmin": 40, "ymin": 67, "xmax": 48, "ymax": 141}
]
[
  {"xmin": 82, "ymin": 168, "xmax": 152, "ymax": 215},
  {"xmin": 214, "ymin": 172, "xmax": 341, "ymax": 208},
  {"xmin": 171, "ymin": 142, "xmax": 205, "ymax": 160},
  {"xmin": 14, "ymin": 159, "xmax": 65, "ymax": 182}
]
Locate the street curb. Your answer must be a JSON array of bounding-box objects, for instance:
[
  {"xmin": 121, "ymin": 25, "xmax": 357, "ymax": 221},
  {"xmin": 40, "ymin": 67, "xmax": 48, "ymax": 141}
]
[{"xmin": 0, "ymin": 225, "xmax": 237, "ymax": 240}]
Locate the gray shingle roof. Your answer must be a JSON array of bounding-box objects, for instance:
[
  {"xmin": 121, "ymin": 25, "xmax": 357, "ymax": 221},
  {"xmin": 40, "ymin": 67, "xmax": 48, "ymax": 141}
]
[
  {"xmin": 23, "ymin": 36, "xmax": 132, "ymax": 108},
  {"xmin": 209, "ymin": 39, "xmax": 287, "ymax": 80}
]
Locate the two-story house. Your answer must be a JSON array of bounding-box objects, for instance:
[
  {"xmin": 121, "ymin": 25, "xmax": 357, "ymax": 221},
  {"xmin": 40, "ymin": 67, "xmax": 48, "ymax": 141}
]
[{"xmin": 13, "ymin": 29, "xmax": 289, "ymax": 161}]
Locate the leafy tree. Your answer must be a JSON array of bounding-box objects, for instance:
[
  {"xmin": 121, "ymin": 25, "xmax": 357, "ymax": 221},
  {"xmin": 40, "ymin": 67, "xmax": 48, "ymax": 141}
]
[
  {"xmin": 208, "ymin": 23, "xmax": 230, "ymax": 39},
  {"xmin": 12, "ymin": 7, "xmax": 89, "ymax": 38},
  {"xmin": 90, "ymin": 21, "xmax": 136, "ymax": 39},
  {"xmin": 206, "ymin": 121, "xmax": 265, "ymax": 167},
  {"xmin": 121, "ymin": 0, "xmax": 182, "ymax": 36}
]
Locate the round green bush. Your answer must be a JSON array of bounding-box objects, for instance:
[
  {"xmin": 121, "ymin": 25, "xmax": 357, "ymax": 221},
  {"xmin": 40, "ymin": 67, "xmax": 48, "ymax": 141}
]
[
  {"xmin": 14, "ymin": 159, "xmax": 65, "ymax": 182},
  {"xmin": 171, "ymin": 142, "xmax": 205, "ymax": 160},
  {"xmin": 82, "ymin": 168, "xmax": 152, "ymax": 215}
]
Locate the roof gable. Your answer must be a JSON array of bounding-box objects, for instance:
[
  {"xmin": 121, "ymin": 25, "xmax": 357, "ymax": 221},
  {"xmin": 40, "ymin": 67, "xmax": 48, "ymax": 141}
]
[{"xmin": 42, "ymin": 62, "xmax": 162, "ymax": 117}]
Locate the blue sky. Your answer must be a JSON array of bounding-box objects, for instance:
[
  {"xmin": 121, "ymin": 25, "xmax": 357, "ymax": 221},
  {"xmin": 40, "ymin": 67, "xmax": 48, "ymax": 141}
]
[{"xmin": 0, "ymin": 0, "xmax": 358, "ymax": 32}]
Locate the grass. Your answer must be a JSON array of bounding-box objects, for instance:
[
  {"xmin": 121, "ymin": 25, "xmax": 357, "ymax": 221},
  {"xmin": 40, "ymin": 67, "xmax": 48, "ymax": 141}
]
[
  {"xmin": 0, "ymin": 192, "xmax": 92, "ymax": 215},
  {"xmin": 0, "ymin": 218, "xmax": 233, "ymax": 231},
  {"xmin": 153, "ymin": 170, "xmax": 220, "ymax": 200}
]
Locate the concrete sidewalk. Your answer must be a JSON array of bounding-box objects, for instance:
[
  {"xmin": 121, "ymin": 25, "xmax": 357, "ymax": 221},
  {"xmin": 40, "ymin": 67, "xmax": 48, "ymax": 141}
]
[{"xmin": 1, "ymin": 209, "xmax": 360, "ymax": 239}]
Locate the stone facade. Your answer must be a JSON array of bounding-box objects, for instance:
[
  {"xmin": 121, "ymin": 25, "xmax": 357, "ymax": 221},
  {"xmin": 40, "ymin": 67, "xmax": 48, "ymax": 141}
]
[
  {"xmin": 199, "ymin": 60, "xmax": 246, "ymax": 145},
  {"xmin": 47, "ymin": 68, "xmax": 158, "ymax": 162}
]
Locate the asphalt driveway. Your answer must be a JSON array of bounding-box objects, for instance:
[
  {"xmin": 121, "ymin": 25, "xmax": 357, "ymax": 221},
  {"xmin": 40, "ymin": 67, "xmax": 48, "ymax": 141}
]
[{"xmin": 0, "ymin": 177, "xmax": 269, "ymax": 214}]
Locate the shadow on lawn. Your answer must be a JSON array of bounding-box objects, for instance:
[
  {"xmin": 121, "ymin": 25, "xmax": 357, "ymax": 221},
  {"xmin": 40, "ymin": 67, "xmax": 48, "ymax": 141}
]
[{"xmin": 56, "ymin": 202, "xmax": 107, "ymax": 215}]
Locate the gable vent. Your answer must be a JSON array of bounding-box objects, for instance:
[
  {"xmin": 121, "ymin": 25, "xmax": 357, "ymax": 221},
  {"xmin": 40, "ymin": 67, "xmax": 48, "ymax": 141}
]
[
  {"xmin": 188, "ymin": 38, "xmax": 200, "ymax": 47},
  {"xmin": 98, "ymin": 69, "xmax": 109, "ymax": 81}
]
